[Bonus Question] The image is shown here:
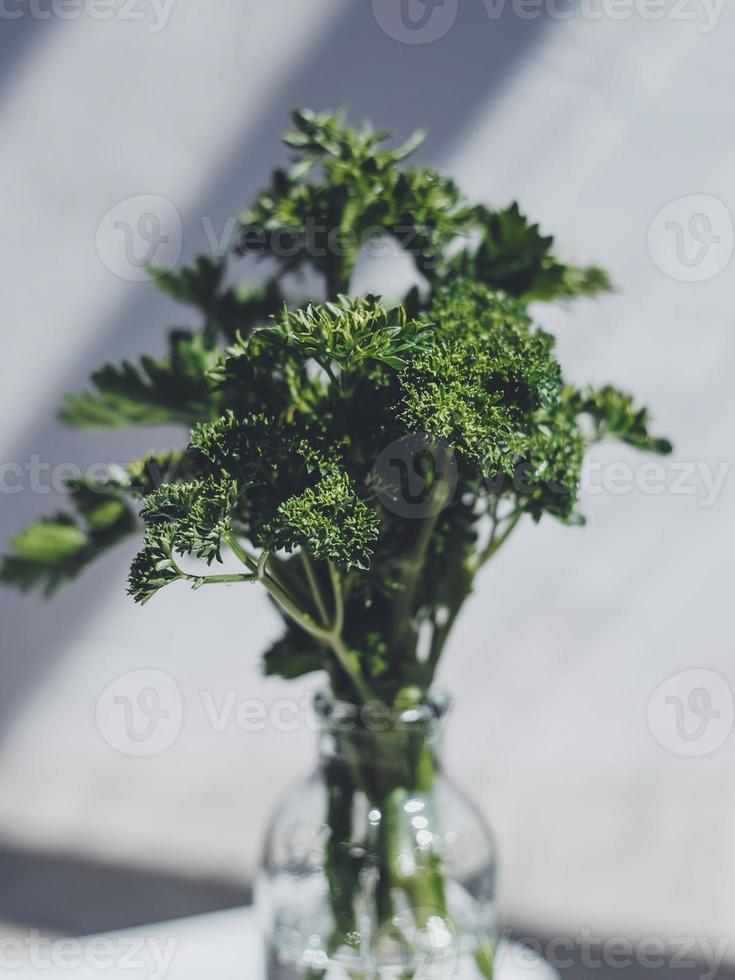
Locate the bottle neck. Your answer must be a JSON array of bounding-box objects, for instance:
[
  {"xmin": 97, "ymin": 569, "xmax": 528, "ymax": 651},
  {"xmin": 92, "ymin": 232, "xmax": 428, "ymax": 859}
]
[{"xmin": 315, "ymin": 692, "xmax": 449, "ymax": 796}]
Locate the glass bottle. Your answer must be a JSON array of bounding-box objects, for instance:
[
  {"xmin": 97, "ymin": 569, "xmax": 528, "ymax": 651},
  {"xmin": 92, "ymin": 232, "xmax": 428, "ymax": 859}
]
[{"xmin": 259, "ymin": 692, "xmax": 498, "ymax": 978}]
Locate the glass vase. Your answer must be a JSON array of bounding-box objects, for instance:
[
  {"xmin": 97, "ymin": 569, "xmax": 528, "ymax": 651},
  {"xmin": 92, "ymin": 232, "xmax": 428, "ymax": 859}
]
[{"xmin": 258, "ymin": 693, "xmax": 498, "ymax": 978}]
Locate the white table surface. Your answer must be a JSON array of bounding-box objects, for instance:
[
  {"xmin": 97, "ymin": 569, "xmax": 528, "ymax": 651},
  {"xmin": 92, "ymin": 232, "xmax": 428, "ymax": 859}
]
[{"xmin": 10, "ymin": 907, "xmax": 560, "ymax": 980}]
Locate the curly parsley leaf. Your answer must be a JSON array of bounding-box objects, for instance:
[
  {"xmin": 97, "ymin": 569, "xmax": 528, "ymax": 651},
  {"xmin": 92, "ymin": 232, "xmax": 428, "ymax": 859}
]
[{"xmin": 265, "ymin": 467, "xmax": 379, "ymax": 570}]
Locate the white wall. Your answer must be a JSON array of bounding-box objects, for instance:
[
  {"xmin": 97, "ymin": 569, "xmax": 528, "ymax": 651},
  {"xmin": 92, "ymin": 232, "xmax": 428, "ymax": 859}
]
[{"xmin": 0, "ymin": 0, "xmax": 733, "ymax": 948}]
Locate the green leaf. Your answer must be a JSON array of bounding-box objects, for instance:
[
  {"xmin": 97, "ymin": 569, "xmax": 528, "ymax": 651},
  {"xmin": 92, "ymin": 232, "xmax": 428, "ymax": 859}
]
[
  {"xmin": 1, "ymin": 479, "xmax": 137, "ymax": 596},
  {"xmin": 149, "ymin": 257, "xmax": 284, "ymax": 343},
  {"xmin": 149, "ymin": 255, "xmax": 224, "ymax": 307},
  {"xmin": 237, "ymin": 109, "xmax": 469, "ymax": 288},
  {"xmin": 452, "ymin": 203, "xmax": 612, "ymax": 302},
  {"xmin": 271, "ymin": 296, "xmax": 427, "ymax": 379},
  {"xmin": 570, "ymin": 385, "xmax": 673, "ymax": 454},
  {"xmin": 61, "ymin": 330, "xmax": 221, "ymax": 428},
  {"xmin": 391, "ymin": 128, "xmax": 427, "ymax": 162},
  {"xmin": 11, "ymin": 518, "xmax": 87, "ymax": 564},
  {"xmin": 264, "ymin": 625, "xmax": 325, "ymax": 680}
]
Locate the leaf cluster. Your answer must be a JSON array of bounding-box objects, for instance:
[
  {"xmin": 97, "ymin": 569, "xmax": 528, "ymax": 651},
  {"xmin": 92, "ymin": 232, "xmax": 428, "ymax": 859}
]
[{"xmin": 2, "ymin": 109, "xmax": 672, "ymax": 708}]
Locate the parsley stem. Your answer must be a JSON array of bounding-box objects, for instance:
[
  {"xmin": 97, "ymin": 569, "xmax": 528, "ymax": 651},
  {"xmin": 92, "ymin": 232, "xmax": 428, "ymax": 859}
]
[
  {"xmin": 425, "ymin": 509, "xmax": 524, "ymax": 683},
  {"xmin": 328, "ymin": 562, "xmax": 345, "ymax": 636},
  {"xmin": 261, "ymin": 575, "xmax": 331, "ymax": 640},
  {"xmin": 233, "ymin": 546, "xmax": 372, "ymax": 702},
  {"xmin": 391, "ymin": 452, "xmax": 452, "ymax": 658},
  {"xmin": 195, "ymin": 574, "xmax": 255, "ymax": 585},
  {"xmin": 225, "ymin": 533, "xmax": 258, "ymax": 573},
  {"xmin": 474, "ymin": 509, "xmax": 523, "ymax": 571},
  {"xmin": 328, "ymin": 634, "xmax": 372, "ymax": 703},
  {"xmin": 301, "ymin": 552, "xmax": 330, "ymax": 626},
  {"xmin": 167, "ymin": 551, "xmax": 255, "ymax": 589}
]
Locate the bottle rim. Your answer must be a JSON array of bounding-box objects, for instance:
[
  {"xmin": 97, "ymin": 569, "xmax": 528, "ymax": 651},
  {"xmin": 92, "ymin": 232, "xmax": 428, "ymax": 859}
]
[{"xmin": 314, "ymin": 689, "xmax": 451, "ymax": 737}]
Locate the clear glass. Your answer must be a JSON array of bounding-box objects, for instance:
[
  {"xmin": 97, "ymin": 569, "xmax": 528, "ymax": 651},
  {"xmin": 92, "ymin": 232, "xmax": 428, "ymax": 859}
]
[{"xmin": 258, "ymin": 693, "xmax": 498, "ymax": 978}]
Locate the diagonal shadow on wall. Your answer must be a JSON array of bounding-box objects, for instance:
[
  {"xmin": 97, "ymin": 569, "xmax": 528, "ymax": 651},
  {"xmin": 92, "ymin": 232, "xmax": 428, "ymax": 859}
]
[{"xmin": 0, "ymin": 15, "xmax": 55, "ymax": 94}]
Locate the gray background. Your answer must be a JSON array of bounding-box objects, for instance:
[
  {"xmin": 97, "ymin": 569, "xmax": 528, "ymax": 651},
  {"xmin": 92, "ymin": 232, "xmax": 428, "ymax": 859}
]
[{"xmin": 0, "ymin": 0, "xmax": 733, "ymax": 964}]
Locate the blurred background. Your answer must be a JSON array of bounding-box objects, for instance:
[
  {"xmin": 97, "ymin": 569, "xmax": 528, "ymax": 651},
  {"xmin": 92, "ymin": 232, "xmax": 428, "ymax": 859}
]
[{"xmin": 1, "ymin": 0, "xmax": 733, "ymax": 976}]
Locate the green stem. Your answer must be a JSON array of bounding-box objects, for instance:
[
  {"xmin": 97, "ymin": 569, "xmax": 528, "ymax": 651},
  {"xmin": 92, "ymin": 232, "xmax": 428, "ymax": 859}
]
[
  {"xmin": 228, "ymin": 536, "xmax": 372, "ymax": 702},
  {"xmin": 425, "ymin": 604, "xmax": 463, "ymax": 685},
  {"xmin": 167, "ymin": 549, "xmax": 255, "ymax": 589},
  {"xmin": 329, "ymin": 635, "xmax": 372, "ymax": 703},
  {"xmin": 324, "ymin": 243, "xmax": 356, "ymax": 299},
  {"xmin": 474, "ymin": 509, "xmax": 522, "ymax": 572},
  {"xmin": 324, "ymin": 563, "xmax": 374, "ymax": 702},
  {"xmin": 301, "ymin": 552, "xmax": 330, "ymax": 626},
  {"xmin": 193, "ymin": 573, "xmax": 255, "ymax": 585},
  {"xmin": 391, "ymin": 463, "xmax": 452, "ymax": 658},
  {"xmin": 224, "ymin": 533, "xmax": 258, "ymax": 573},
  {"xmin": 329, "ymin": 562, "xmax": 345, "ymax": 635},
  {"xmin": 324, "ymin": 758, "xmax": 359, "ymax": 941},
  {"xmin": 424, "ymin": 510, "xmax": 523, "ymax": 685},
  {"xmin": 262, "ymin": 574, "xmax": 333, "ymax": 642}
]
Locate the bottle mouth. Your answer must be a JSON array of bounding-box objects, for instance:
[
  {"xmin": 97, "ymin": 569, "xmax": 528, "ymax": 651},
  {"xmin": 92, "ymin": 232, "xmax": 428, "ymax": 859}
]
[{"xmin": 314, "ymin": 689, "xmax": 451, "ymax": 737}]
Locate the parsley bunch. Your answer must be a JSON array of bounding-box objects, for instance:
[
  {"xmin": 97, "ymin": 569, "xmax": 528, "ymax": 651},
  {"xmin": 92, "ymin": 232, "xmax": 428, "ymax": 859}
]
[{"xmin": 2, "ymin": 109, "xmax": 670, "ymax": 707}]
